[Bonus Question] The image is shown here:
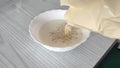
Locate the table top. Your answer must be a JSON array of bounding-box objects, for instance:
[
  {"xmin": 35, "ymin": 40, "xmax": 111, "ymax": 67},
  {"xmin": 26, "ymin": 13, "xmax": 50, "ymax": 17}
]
[{"xmin": 0, "ymin": 0, "xmax": 115, "ymax": 68}]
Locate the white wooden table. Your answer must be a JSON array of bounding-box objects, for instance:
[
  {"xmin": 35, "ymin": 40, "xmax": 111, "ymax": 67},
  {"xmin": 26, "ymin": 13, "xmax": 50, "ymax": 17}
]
[{"xmin": 0, "ymin": 0, "xmax": 115, "ymax": 68}]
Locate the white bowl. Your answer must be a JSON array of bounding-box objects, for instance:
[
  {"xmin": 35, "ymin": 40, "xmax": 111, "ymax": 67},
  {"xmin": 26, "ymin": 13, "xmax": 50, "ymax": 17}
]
[{"xmin": 29, "ymin": 10, "xmax": 91, "ymax": 52}]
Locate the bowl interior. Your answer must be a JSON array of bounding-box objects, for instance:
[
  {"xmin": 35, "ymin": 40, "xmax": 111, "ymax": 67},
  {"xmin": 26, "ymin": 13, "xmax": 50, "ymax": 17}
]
[{"xmin": 29, "ymin": 10, "xmax": 91, "ymax": 52}]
